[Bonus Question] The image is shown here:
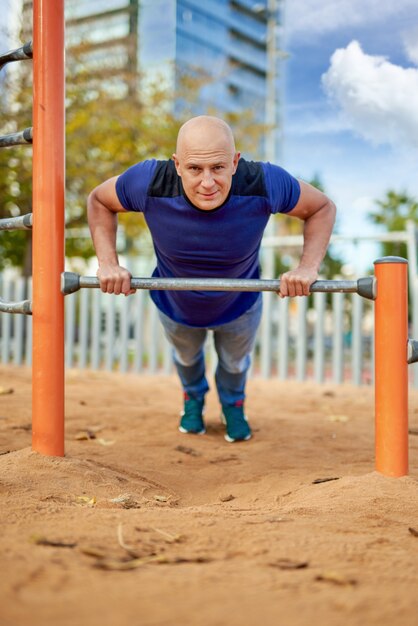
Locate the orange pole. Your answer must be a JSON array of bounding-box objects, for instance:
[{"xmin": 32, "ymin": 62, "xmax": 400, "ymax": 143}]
[
  {"xmin": 32, "ymin": 0, "xmax": 65, "ymax": 456},
  {"xmin": 374, "ymin": 257, "xmax": 409, "ymax": 477}
]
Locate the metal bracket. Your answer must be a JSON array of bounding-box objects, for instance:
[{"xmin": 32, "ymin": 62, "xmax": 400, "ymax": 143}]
[
  {"xmin": 0, "ymin": 127, "xmax": 33, "ymax": 148},
  {"xmin": 407, "ymin": 339, "xmax": 418, "ymax": 364}
]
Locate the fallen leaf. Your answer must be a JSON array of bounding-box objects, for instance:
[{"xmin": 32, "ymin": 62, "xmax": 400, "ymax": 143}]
[
  {"xmin": 219, "ymin": 494, "xmax": 235, "ymax": 502},
  {"xmin": 408, "ymin": 428, "xmax": 418, "ymax": 436},
  {"xmin": 0, "ymin": 387, "xmax": 14, "ymax": 395},
  {"xmin": 209, "ymin": 455, "xmax": 238, "ymax": 464},
  {"xmin": 74, "ymin": 431, "xmax": 90, "ymax": 441},
  {"xmin": 175, "ymin": 445, "xmax": 200, "ymax": 457},
  {"xmin": 96, "ymin": 438, "xmax": 115, "ymax": 446},
  {"xmin": 327, "ymin": 414, "xmax": 349, "ymax": 423},
  {"xmin": 94, "ymin": 555, "xmax": 164, "ymax": 571},
  {"xmin": 151, "ymin": 527, "xmax": 183, "ymax": 543},
  {"xmin": 79, "ymin": 546, "xmax": 107, "ymax": 559},
  {"xmin": 76, "ymin": 495, "xmax": 97, "ymax": 506},
  {"xmin": 31, "ymin": 535, "xmax": 77, "ymax": 548},
  {"xmin": 154, "ymin": 495, "xmax": 168, "ymax": 503},
  {"xmin": 269, "ymin": 558, "xmax": 309, "ymax": 570},
  {"xmin": 408, "ymin": 527, "xmax": 418, "ymax": 537},
  {"xmin": 312, "ymin": 477, "xmax": 340, "ymax": 484},
  {"xmin": 315, "ymin": 571, "xmax": 357, "ymax": 586},
  {"xmin": 160, "ymin": 556, "xmax": 212, "ymax": 565},
  {"xmin": 109, "ymin": 493, "xmax": 140, "ymax": 509}
]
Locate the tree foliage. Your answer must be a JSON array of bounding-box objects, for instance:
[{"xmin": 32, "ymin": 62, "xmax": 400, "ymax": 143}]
[{"xmin": 368, "ymin": 190, "xmax": 418, "ymax": 259}]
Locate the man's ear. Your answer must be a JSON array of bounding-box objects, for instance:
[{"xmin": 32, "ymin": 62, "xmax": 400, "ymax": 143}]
[
  {"xmin": 172, "ymin": 153, "xmax": 181, "ymax": 176},
  {"xmin": 232, "ymin": 152, "xmax": 241, "ymax": 174}
]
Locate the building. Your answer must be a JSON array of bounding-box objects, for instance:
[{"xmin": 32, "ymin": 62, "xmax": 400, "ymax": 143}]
[{"xmin": 19, "ymin": 0, "xmax": 284, "ymax": 159}]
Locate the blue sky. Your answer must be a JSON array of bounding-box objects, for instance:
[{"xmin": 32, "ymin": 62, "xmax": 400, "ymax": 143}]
[{"xmin": 283, "ymin": 0, "xmax": 418, "ymax": 271}]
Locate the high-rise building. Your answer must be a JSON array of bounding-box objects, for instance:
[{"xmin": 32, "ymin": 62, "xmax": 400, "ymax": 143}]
[{"xmin": 19, "ymin": 0, "xmax": 283, "ymax": 159}]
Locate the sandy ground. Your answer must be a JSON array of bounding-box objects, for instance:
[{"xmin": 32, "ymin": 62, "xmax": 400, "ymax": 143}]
[{"xmin": 1, "ymin": 364, "xmax": 418, "ymax": 626}]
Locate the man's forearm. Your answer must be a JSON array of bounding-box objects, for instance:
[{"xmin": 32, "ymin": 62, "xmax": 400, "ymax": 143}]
[
  {"xmin": 87, "ymin": 191, "xmax": 119, "ymax": 267},
  {"xmin": 299, "ymin": 200, "xmax": 336, "ymax": 271}
]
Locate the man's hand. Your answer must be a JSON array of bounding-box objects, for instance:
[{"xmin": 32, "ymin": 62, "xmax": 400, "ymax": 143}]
[
  {"xmin": 278, "ymin": 266, "xmax": 319, "ymax": 298},
  {"xmin": 97, "ymin": 264, "xmax": 135, "ymax": 296}
]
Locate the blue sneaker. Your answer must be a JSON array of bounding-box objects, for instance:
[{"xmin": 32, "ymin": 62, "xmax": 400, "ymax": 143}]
[
  {"xmin": 221, "ymin": 401, "xmax": 252, "ymax": 442},
  {"xmin": 179, "ymin": 393, "xmax": 206, "ymax": 435}
]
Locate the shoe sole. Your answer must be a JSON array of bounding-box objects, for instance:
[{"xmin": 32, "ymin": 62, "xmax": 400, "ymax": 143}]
[
  {"xmin": 178, "ymin": 425, "xmax": 206, "ymax": 435},
  {"xmin": 224, "ymin": 432, "xmax": 251, "ymax": 443}
]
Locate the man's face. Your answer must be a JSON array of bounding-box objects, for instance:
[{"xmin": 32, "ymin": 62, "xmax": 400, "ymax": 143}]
[{"xmin": 173, "ymin": 130, "xmax": 240, "ymax": 211}]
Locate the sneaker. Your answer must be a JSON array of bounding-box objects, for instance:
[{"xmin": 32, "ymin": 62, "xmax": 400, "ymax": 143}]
[
  {"xmin": 220, "ymin": 401, "xmax": 252, "ymax": 442},
  {"xmin": 179, "ymin": 393, "xmax": 206, "ymax": 434}
]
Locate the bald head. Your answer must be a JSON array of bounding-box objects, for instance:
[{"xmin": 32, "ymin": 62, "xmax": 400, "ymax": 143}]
[
  {"xmin": 172, "ymin": 116, "xmax": 240, "ymax": 211},
  {"xmin": 176, "ymin": 116, "xmax": 236, "ymax": 157}
]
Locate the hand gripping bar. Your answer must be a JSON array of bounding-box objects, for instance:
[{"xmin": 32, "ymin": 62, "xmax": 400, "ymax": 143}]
[{"xmin": 61, "ymin": 272, "xmax": 376, "ymax": 301}]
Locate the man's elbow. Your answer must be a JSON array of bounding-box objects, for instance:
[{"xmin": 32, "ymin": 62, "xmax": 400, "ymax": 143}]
[{"xmin": 314, "ymin": 197, "xmax": 336, "ymax": 229}]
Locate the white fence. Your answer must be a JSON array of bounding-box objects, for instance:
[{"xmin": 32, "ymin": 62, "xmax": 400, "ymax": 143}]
[{"xmin": 0, "ymin": 274, "xmax": 378, "ymax": 385}]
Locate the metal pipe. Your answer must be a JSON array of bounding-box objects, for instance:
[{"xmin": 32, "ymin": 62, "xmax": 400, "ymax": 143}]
[
  {"xmin": 0, "ymin": 213, "xmax": 33, "ymax": 231},
  {"xmin": 61, "ymin": 271, "xmax": 376, "ymax": 300},
  {"xmin": 32, "ymin": 0, "xmax": 65, "ymax": 457},
  {"xmin": 374, "ymin": 256, "xmax": 409, "ymax": 477},
  {"xmin": 0, "ymin": 297, "xmax": 32, "ymax": 315},
  {"xmin": 0, "ymin": 41, "xmax": 33, "ymax": 70},
  {"xmin": 0, "ymin": 128, "xmax": 33, "ymax": 148}
]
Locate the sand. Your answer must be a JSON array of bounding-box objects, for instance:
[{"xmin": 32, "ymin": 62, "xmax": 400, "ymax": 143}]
[{"xmin": 1, "ymin": 364, "xmax": 418, "ymax": 626}]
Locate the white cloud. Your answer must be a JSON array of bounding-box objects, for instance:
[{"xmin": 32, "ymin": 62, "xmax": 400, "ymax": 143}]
[
  {"xmin": 403, "ymin": 27, "xmax": 418, "ymax": 65},
  {"xmin": 285, "ymin": 0, "xmax": 418, "ymax": 40},
  {"xmin": 321, "ymin": 41, "xmax": 418, "ymax": 149}
]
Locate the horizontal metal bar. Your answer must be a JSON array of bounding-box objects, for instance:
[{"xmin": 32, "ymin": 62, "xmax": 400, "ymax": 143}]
[
  {"xmin": 0, "ymin": 127, "xmax": 33, "ymax": 148},
  {"xmin": 61, "ymin": 272, "xmax": 376, "ymax": 300},
  {"xmin": 0, "ymin": 297, "xmax": 32, "ymax": 315},
  {"xmin": 0, "ymin": 41, "xmax": 33, "ymax": 70},
  {"xmin": 0, "ymin": 213, "xmax": 32, "ymax": 231}
]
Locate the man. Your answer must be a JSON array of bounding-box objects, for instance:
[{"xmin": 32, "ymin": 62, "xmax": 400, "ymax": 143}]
[{"xmin": 88, "ymin": 116, "xmax": 336, "ymax": 443}]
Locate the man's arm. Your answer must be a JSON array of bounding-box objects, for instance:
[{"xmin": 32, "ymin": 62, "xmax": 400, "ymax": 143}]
[
  {"xmin": 279, "ymin": 180, "xmax": 336, "ymax": 297},
  {"xmin": 87, "ymin": 176, "xmax": 136, "ymax": 295}
]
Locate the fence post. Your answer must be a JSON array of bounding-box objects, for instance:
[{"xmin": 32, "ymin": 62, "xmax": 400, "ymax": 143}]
[
  {"xmin": 374, "ymin": 257, "xmax": 408, "ymax": 477},
  {"xmin": 32, "ymin": 0, "xmax": 65, "ymax": 456}
]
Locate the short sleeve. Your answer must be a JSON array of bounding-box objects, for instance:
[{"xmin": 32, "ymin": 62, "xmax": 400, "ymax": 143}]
[
  {"xmin": 115, "ymin": 159, "xmax": 157, "ymax": 212},
  {"xmin": 261, "ymin": 162, "xmax": 301, "ymax": 214}
]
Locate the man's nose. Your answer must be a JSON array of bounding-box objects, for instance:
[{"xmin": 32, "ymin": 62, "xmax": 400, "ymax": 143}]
[{"xmin": 201, "ymin": 170, "xmax": 215, "ymax": 187}]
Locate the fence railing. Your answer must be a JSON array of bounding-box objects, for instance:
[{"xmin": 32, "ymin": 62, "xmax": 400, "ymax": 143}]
[{"xmin": 1, "ymin": 224, "xmax": 417, "ymax": 386}]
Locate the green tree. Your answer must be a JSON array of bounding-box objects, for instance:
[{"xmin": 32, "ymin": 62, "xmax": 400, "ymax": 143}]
[
  {"xmin": 368, "ymin": 190, "xmax": 418, "ymax": 259},
  {"xmin": 0, "ymin": 56, "xmax": 33, "ymax": 275}
]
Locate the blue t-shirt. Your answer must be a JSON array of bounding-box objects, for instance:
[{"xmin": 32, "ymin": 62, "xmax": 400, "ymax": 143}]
[{"xmin": 116, "ymin": 158, "xmax": 300, "ymax": 327}]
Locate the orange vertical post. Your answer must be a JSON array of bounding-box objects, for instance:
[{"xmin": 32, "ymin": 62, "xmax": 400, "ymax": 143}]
[
  {"xmin": 374, "ymin": 257, "xmax": 409, "ymax": 477},
  {"xmin": 32, "ymin": 0, "xmax": 65, "ymax": 456}
]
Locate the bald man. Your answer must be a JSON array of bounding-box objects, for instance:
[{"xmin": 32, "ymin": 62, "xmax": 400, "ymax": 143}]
[{"xmin": 88, "ymin": 115, "xmax": 336, "ymax": 442}]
